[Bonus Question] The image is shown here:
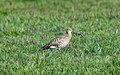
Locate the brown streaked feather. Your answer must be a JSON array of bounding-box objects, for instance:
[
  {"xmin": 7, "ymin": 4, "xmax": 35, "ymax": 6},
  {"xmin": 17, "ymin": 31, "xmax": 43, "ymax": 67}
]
[
  {"xmin": 42, "ymin": 38, "xmax": 58, "ymax": 50},
  {"xmin": 41, "ymin": 27, "xmax": 73, "ymax": 50},
  {"xmin": 42, "ymin": 34, "xmax": 70, "ymax": 50}
]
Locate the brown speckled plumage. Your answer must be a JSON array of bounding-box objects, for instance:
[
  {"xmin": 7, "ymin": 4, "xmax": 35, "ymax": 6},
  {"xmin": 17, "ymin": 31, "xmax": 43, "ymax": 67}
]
[{"xmin": 42, "ymin": 28, "xmax": 73, "ymax": 50}]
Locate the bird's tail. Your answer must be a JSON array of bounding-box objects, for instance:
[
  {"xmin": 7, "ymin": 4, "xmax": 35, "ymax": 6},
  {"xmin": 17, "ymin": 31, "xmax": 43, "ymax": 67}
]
[
  {"xmin": 40, "ymin": 45, "xmax": 50, "ymax": 51},
  {"xmin": 41, "ymin": 46, "xmax": 46, "ymax": 50}
]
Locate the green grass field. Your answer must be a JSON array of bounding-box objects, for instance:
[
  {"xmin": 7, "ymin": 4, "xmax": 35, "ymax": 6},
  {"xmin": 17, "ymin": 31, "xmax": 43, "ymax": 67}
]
[{"xmin": 0, "ymin": 0, "xmax": 120, "ymax": 75}]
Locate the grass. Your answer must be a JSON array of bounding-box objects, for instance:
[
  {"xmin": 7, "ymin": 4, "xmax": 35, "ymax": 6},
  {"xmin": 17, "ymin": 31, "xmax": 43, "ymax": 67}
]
[{"xmin": 0, "ymin": 0, "xmax": 120, "ymax": 75}]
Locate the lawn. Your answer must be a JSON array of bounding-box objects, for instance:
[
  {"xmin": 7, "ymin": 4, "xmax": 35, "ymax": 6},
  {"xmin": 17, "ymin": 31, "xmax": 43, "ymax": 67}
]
[{"xmin": 0, "ymin": 0, "xmax": 120, "ymax": 75}]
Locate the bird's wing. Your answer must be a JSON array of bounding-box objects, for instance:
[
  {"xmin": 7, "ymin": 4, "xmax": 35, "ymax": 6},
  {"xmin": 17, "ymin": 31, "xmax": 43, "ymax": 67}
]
[{"xmin": 42, "ymin": 34, "xmax": 68, "ymax": 50}]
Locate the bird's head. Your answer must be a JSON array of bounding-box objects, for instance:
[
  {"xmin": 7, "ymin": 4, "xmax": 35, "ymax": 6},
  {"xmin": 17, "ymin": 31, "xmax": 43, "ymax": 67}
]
[{"xmin": 67, "ymin": 28, "xmax": 73, "ymax": 34}]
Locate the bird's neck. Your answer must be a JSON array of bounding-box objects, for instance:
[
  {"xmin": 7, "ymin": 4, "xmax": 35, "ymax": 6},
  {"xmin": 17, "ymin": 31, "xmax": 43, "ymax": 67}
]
[{"xmin": 67, "ymin": 32, "xmax": 72, "ymax": 37}]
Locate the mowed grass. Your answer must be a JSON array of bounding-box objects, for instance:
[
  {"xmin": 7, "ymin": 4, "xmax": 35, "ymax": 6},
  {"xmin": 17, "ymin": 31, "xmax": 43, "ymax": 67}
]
[{"xmin": 0, "ymin": 0, "xmax": 120, "ymax": 75}]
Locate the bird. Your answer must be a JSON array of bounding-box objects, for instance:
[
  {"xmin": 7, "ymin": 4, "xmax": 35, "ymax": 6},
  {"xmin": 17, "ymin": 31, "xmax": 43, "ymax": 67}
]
[{"xmin": 41, "ymin": 28, "xmax": 73, "ymax": 50}]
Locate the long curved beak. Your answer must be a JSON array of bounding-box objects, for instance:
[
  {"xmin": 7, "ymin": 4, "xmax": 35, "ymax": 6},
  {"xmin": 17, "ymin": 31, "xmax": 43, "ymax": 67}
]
[{"xmin": 73, "ymin": 32, "xmax": 83, "ymax": 37}]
